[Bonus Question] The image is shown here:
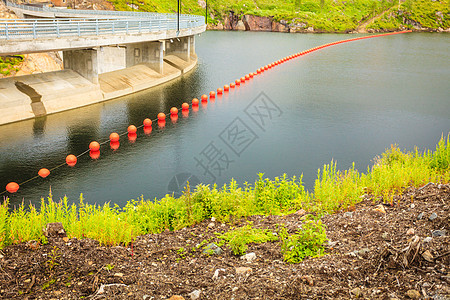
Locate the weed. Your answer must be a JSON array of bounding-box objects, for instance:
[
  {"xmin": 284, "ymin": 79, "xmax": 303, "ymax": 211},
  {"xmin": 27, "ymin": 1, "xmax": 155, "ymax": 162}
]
[
  {"xmin": 104, "ymin": 264, "xmax": 114, "ymax": 271},
  {"xmin": 279, "ymin": 218, "xmax": 327, "ymax": 263},
  {"xmin": 219, "ymin": 221, "xmax": 278, "ymax": 255},
  {"xmin": 45, "ymin": 246, "xmax": 61, "ymax": 272},
  {"xmin": 42, "ymin": 278, "xmax": 56, "ymax": 290}
]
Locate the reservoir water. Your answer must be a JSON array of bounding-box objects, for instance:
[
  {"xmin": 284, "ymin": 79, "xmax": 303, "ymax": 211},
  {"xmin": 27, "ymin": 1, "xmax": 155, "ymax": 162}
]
[{"xmin": 1, "ymin": 32, "xmax": 449, "ymax": 207}]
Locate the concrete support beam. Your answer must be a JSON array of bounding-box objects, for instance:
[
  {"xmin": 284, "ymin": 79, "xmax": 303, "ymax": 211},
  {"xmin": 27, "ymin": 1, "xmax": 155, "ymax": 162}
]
[
  {"xmin": 63, "ymin": 49, "xmax": 99, "ymax": 84},
  {"xmin": 165, "ymin": 36, "xmax": 191, "ymax": 62},
  {"xmin": 125, "ymin": 41, "xmax": 164, "ymax": 74}
]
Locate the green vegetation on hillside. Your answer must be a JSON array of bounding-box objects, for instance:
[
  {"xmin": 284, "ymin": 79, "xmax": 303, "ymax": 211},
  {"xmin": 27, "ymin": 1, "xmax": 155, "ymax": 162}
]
[
  {"xmin": 107, "ymin": 0, "xmax": 448, "ymax": 32},
  {"xmin": 368, "ymin": 0, "xmax": 449, "ymax": 31},
  {"xmin": 0, "ymin": 55, "xmax": 23, "ymax": 77},
  {"xmin": 1, "ymin": 133, "xmax": 449, "ymax": 253}
]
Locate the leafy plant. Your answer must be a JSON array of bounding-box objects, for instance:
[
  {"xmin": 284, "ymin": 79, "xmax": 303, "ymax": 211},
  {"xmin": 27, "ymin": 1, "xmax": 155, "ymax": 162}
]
[
  {"xmin": 279, "ymin": 218, "xmax": 327, "ymax": 263},
  {"xmin": 45, "ymin": 247, "xmax": 61, "ymax": 272},
  {"xmin": 219, "ymin": 221, "xmax": 278, "ymax": 255}
]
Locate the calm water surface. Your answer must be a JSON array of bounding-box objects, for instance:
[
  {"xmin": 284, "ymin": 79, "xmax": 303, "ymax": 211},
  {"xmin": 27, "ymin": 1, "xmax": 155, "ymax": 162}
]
[{"xmin": 1, "ymin": 32, "xmax": 449, "ymax": 207}]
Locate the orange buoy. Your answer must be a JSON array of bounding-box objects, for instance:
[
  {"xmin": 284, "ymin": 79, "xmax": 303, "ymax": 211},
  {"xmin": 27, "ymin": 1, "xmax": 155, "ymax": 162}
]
[
  {"xmin": 235, "ymin": 79, "xmax": 240, "ymax": 86},
  {"xmin": 230, "ymin": 82, "xmax": 236, "ymax": 88},
  {"xmin": 182, "ymin": 102, "xmax": 189, "ymax": 110},
  {"xmin": 192, "ymin": 98, "xmax": 199, "ymax": 106},
  {"xmin": 110, "ymin": 141, "xmax": 120, "ymax": 150},
  {"xmin": 66, "ymin": 154, "xmax": 77, "ymax": 167},
  {"xmin": 128, "ymin": 125, "xmax": 137, "ymax": 134},
  {"xmin": 128, "ymin": 132, "xmax": 137, "ymax": 142},
  {"xmin": 158, "ymin": 119, "xmax": 166, "ymax": 128},
  {"xmin": 170, "ymin": 107, "xmax": 178, "ymax": 115},
  {"xmin": 157, "ymin": 112, "xmax": 166, "ymax": 120},
  {"xmin": 143, "ymin": 118, "xmax": 152, "ymax": 127},
  {"xmin": 144, "ymin": 126, "xmax": 152, "ymax": 135},
  {"xmin": 6, "ymin": 182, "xmax": 19, "ymax": 193},
  {"xmin": 109, "ymin": 132, "xmax": 120, "ymax": 142},
  {"xmin": 217, "ymin": 87, "xmax": 223, "ymax": 94},
  {"xmin": 240, "ymin": 77, "xmax": 245, "ymax": 83},
  {"xmin": 89, "ymin": 141, "xmax": 100, "ymax": 152},
  {"xmin": 224, "ymin": 84, "xmax": 229, "ymax": 91},
  {"xmin": 89, "ymin": 150, "xmax": 100, "ymax": 160},
  {"xmin": 201, "ymin": 94, "xmax": 208, "ymax": 101},
  {"xmin": 264, "ymin": 65, "xmax": 268, "ymax": 70},
  {"xmin": 249, "ymin": 73, "xmax": 254, "ymax": 78},
  {"xmin": 245, "ymin": 74, "xmax": 250, "ymax": 80},
  {"xmin": 209, "ymin": 91, "xmax": 215, "ymax": 98},
  {"xmin": 257, "ymin": 69, "xmax": 261, "ymax": 74},
  {"xmin": 38, "ymin": 168, "xmax": 50, "ymax": 178}
]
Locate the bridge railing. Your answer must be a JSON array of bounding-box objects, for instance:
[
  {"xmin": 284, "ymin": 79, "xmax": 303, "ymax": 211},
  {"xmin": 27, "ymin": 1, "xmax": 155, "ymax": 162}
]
[
  {"xmin": 6, "ymin": 1, "xmax": 195, "ymax": 20},
  {"xmin": 0, "ymin": 17, "xmax": 204, "ymax": 39},
  {"xmin": 0, "ymin": 2, "xmax": 205, "ymax": 40}
]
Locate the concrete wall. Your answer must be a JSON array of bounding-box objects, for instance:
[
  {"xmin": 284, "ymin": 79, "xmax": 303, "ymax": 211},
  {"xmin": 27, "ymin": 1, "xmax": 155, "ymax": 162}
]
[
  {"xmin": 125, "ymin": 41, "xmax": 164, "ymax": 73},
  {"xmin": 98, "ymin": 46, "xmax": 126, "ymax": 74},
  {"xmin": 165, "ymin": 36, "xmax": 191, "ymax": 62},
  {"xmin": 63, "ymin": 49, "xmax": 99, "ymax": 84}
]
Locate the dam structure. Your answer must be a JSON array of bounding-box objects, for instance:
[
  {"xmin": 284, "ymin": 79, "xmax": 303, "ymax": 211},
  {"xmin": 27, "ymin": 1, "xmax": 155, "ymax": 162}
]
[{"xmin": 0, "ymin": 2, "xmax": 206, "ymax": 125}]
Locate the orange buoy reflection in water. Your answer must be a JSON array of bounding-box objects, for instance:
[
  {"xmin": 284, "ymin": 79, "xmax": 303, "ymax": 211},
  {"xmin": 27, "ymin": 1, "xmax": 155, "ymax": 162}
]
[
  {"xmin": 171, "ymin": 114, "xmax": 178, "ymax": 123},
  {"xmin": 158, "ymin": 119, "xmax": 166, "ymax": 128},
  {"xmin": 38, "ymin": 168, "xmax": 50, "ymax": 178},
  {"xmin": 6, "ymin": 182, "xmax": 19, "ymax": 193},
  {"xmin": 192, "ymin": 105, "xmax": 199, "ymax": 112},
  {"xmin": 89, "ymin": 150, "xmax": 100, "ymax": 160},
  {"xmin": 110, "ymin": 132, "xmax": 120, "ymax": 142},
  {"xmin": 128, "ymin": 132, "xmax": 137, "ymax": 142},
  {"xmin": 66, "ymin": 154, "xmax": 77, "ymax": 167},
  {"xmin": 182, "ymin": 110, "xmax": 189, "ymax": 118},
  {"xmin": 144, "ymin": 126, "xmax": 152, "ymax": 135},
  {"xmin": 110, "ymin": 141, "xmax": 120, "ymax": 150}
]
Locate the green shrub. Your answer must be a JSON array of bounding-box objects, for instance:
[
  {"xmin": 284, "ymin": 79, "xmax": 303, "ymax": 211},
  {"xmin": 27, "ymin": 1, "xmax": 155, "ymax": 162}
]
[
  {"xmin": 279, "ymin": 218, "xmax": 327, "ymax": 263},
  {"xmin": 219, "ymin": 221, "xmax": 278, "ymax": 255}
]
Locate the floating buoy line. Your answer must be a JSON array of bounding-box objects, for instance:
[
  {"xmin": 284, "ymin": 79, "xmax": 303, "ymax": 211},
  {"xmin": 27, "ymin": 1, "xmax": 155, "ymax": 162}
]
[{"xmin": 1, "ymin": 30, "xmax": 412, "ymax": 195}]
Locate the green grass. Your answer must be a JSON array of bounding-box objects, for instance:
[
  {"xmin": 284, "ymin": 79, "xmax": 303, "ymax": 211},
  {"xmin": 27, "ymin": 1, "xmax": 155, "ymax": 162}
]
[
  {"xmin": 0, "ymin": 56, "xmax": 23, "ymax": 77},
  {"xmin": 1, "ymin": 133, "xmax": 449, "ymax": 256}
]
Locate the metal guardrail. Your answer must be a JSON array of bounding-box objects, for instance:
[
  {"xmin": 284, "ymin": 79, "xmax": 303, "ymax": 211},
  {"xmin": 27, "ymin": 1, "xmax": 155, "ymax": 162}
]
[{"xmin": 0, "ymin": 1, "xmax": 205, "ymax": 40}]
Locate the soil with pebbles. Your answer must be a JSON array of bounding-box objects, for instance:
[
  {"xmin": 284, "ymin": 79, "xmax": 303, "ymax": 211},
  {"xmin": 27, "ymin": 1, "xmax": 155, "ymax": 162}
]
[{"xmin": 0, "ymin": 184, "xmax": 448, "ymax": 299}]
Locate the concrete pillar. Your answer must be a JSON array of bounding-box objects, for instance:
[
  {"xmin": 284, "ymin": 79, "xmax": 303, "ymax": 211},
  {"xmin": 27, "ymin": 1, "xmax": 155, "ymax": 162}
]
[
  {"xmin": 190, "ymin": 35, "xmax": 196, "ymax": 56},
  {"xmin": 165, "ymin": 36, "xmax": 190, "ymax": 61},
  {"xmin": 63, "ymin": 49, "xmax": 99, "ymax": 84},
  {"xmin": 125, "ymin": 41, "xmax": 164, "ymax": 74}
]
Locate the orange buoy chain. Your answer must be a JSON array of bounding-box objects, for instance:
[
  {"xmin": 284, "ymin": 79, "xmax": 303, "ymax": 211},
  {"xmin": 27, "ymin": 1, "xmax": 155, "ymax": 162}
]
[{"xmin": 1, "ymin": 31, "xmax": 412, "ymax": 195}]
